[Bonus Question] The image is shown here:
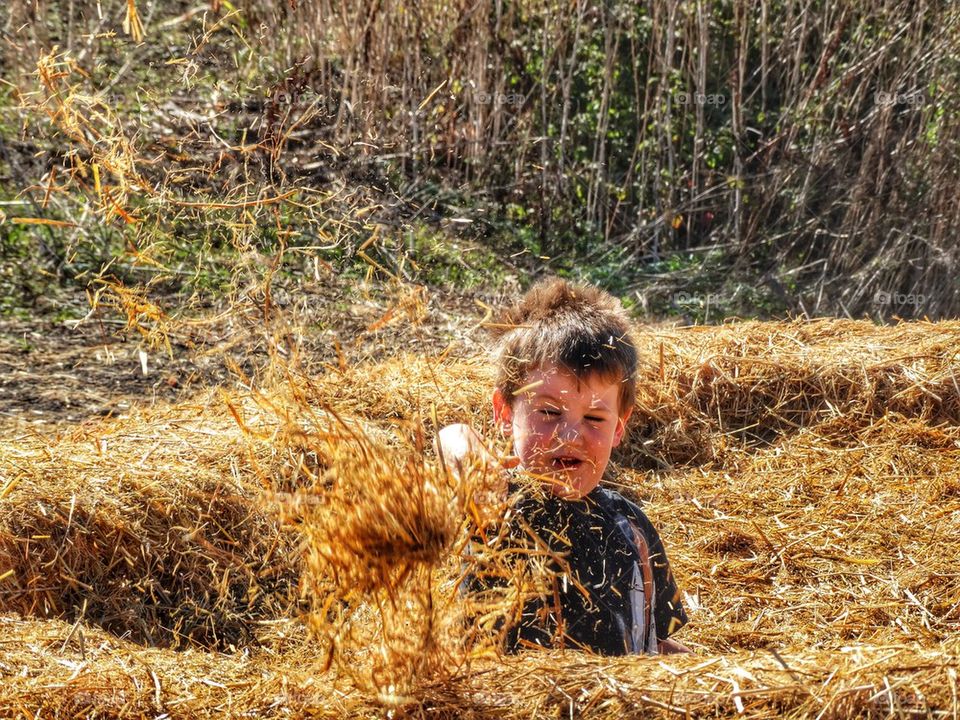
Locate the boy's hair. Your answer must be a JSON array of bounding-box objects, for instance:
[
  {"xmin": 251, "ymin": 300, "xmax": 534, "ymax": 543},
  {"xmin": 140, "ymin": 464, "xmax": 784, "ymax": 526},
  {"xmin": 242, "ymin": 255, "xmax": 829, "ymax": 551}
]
[{"xmin": 489, "ymin": 278, "xmax": 637, "ymax": 413}]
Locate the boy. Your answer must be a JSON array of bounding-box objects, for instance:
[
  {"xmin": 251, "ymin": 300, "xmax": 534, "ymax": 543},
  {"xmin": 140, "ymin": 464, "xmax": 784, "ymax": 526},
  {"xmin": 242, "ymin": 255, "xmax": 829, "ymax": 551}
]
[{"xmin": 439, "ymin": 278, "xmax": 689, "ymax": 655}]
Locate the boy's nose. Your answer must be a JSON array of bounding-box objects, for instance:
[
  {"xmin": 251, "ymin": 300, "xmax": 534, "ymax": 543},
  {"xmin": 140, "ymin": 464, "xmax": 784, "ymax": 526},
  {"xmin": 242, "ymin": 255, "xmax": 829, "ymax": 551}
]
[{"xmin": 555, "ymin": 420, "xmax": 583, "ymax": 444}]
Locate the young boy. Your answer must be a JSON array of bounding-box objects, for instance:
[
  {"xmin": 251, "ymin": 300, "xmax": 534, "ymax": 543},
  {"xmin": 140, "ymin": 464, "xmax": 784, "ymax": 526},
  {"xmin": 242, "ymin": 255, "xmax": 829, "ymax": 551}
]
[{"xmin": 439, "ymin": 278, "xmax": 689, "ymax": 655}]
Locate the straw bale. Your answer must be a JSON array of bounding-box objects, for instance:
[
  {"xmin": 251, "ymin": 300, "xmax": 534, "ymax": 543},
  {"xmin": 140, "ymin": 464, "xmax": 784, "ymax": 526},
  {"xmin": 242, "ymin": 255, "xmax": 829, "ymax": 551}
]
[
  {"xmin": 640, "ymin": 412, "xmax": 960, "ymax": 654},
  {"xmin": 308, "ymin": 352, "xmax": 492, "ymax": 433},
  {"xmin": 0, "ymin": 395, "xmax": 302, "ymax": 650},
  {"xmin": 5, "ymin": 318, "xmax": 960, "ymax": 717},
  {"xmin": 0, "ymin": 614, "xmax": 341, "ymax": 719}
]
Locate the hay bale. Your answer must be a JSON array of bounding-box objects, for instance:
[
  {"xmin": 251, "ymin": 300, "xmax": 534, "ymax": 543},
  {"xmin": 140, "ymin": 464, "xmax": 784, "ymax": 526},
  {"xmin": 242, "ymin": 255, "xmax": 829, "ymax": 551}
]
[
  {"xmin": 308, "ymin": 352, "xmax": 493, "ymax": 432},
  {"xmin": 641, "ymin": 411, "xmax": 960, "ymax": 653},
  {"xmin": 302, "ymin": 320, "xmax": 960, "ymax": 471},
  {"xmin": 0, "ymin": 396, "xmax": 301, "ymax": 649},
  {"xmin": 5, "ymin": 318, "xmax": 960, "ymax": 717},
  {"xmin": 0, "ymin": 614, "xmax": 339, "ymax": 718}
]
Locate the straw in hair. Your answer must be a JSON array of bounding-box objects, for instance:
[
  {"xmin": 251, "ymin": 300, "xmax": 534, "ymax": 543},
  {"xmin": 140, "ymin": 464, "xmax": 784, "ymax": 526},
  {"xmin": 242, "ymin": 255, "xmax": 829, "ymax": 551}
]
[{"xmin": 491, "ymin": 278, "xmax": 638, "ymax": 412}]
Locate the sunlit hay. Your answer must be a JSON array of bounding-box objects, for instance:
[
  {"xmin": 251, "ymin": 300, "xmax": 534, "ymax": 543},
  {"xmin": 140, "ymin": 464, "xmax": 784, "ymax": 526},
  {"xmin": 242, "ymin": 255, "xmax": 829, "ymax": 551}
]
[
  {"xmin": 647, "ymin": 411, "xmax": 960, "ymax": 653},
  {"xmin": 362, "ymin": 276, "xmax": 430, "ymax": 331},
  {"xmin": 96, "ymin": 280, "xmax": 176, "ymax": 354},
  {"xmin": 3, "ymin": 612, "xmax": 959, "ymax": 718},
  {"xmin": 32, "ymin": 50, "xmax": 148, "ymax": 225},
  {"xmin": 258, "ymin": 389, "xmax": 468, "ymax": 696},
  {"xmin": 301, "ymin": 319, "xmax": 960, "ymax": 474},
  {"xmin": 626, "ymin": 318, "xmax": 960, "ymax": 467},
  {"xmin": 309, "ymin": 353, "xmax": 493, "ymax": 432},
  {"xmin": 240, "ymin": 362, "xmax": 560, "ymax": 694},
  {"xmin": 294, "ymin": 423, "xmax": 454, "ymax": 596},
  {"xmin": 0, "ymin": 397, "xmax": 300, "ymax": 650},
  {"xmin": 7, "ymin": 322, "xmax": 960, "ymax": 714}
]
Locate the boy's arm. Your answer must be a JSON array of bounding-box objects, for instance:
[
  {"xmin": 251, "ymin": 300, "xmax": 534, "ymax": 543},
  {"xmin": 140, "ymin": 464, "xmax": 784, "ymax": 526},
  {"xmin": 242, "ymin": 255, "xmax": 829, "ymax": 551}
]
[
  {"xmin": 435, "ymin": 423, "xmax": 518, "ymax": 480},
  {"xmin": 614, "ymin": 496, "xmax": 690, "ymax": 644}
]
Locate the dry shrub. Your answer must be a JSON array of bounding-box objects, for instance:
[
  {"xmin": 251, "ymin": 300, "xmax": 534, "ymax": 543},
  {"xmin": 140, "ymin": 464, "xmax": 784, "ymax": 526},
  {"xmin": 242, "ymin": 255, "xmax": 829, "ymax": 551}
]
[{"xmin": 0, "ymin": 394, "xmax": 300, "ymax": 649}]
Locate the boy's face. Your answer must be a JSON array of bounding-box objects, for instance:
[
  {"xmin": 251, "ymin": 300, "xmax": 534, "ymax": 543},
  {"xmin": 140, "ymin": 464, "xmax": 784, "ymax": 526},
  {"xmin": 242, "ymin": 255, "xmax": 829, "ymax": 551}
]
[{"xmin": 493, "ymin": 363, "xmax": 632, "ymax": 499}]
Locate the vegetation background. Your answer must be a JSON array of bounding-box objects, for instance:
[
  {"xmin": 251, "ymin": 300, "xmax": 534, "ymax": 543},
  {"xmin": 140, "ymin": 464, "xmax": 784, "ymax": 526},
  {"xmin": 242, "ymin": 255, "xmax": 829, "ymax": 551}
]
[
  {"xmin": 3, "ymin": 5, "xmax": 960, "ymax": 716},
  {"xmin": 2, "ymin": 0, "xmax": 958, "ymax": 330}
]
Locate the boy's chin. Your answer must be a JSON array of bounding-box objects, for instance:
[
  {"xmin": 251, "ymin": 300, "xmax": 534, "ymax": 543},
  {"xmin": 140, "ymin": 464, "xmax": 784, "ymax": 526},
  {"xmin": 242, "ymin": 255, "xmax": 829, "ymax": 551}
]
[
  {"xmin": 544, "ymin": 473, "xmax": 599, "ymax": 499},
  {"xmin": 517, "ymin": 465, "xmax": 600, "ymax": 499}
]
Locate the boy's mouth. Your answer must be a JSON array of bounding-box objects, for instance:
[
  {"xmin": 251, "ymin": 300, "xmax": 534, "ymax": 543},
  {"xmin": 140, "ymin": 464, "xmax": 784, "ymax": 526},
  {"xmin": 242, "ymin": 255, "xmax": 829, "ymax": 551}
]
[{"xmin": 550, "ymin": 456, "xmax": 584, "ymax": 471}]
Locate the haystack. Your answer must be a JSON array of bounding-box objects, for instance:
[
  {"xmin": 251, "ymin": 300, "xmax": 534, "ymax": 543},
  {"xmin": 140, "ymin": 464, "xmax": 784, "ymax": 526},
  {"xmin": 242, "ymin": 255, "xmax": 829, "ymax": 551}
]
[
  {"xmin": 308, "ymin": 352, "xmax": 492, "ymax": 433},
  {"xmin": 642, "ymin": 411, "xmax": 960, "ymax": 655},
  {"xmin": 4, "ymin": 317, "xmax": 960, "ymax": 717},
  {"xmin": 2, "ymin": 614, "xmax": 958, "ymax": 718},
  {"xmin": 304, "ymin": 320, "xmax": 960, "ymax": 470}
]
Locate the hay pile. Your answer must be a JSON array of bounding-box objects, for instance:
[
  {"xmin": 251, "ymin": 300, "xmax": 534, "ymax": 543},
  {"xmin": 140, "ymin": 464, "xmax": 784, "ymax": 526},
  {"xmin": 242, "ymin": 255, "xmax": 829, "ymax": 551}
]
[
  {"xmin": 648, "ymin": 412, "xmax": 960, "ymax": 653},
  {"xmin": 628, "ymin": 319, "xmax": 960, "ymax": 466},
  {"xmin": 0, "ymin": 394, "xmax": 302, "ymax": 650},
  {"xmin": 308, "ymin": 352, "xmax": 493, "ymax": 432},
  {"xmin": 2, "ymin": 317, "xmax": 960, "ymax": 717},
  {"xmin": 2, "ymin": 613, "xmax": 958, "ymax": 718},
  {"xmin": 307, "ymin": 319, "xmax": 960, "ymax": 470}
]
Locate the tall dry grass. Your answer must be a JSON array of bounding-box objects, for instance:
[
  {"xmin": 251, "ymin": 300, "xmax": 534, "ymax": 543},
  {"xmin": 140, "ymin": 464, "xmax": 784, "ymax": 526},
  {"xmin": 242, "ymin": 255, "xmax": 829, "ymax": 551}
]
[{"xmin": 244, "ymin": 0, "xmax": 960, "ymax": 317}]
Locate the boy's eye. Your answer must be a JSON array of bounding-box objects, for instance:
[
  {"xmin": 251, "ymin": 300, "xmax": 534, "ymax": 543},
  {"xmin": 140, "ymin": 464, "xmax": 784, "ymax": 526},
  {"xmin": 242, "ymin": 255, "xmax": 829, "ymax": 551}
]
[
  {"xmin": 585, "ymin": 416, "xmax": 605, "ymax": 423},
  {"xmin": 539, "ymin": 409, "xmax": 561, "ymax": 417}
]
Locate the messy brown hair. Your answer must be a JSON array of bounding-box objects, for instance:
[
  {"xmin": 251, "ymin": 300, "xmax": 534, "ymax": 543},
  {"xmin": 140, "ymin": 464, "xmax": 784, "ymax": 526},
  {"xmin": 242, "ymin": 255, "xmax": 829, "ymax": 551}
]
[{"xmin": 489, "ymin": 278, "xmax": 637, "ymax": 413}]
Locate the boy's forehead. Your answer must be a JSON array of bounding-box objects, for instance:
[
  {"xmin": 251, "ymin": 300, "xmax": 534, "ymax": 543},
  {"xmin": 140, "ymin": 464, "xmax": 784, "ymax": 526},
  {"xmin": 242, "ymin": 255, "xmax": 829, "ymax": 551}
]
[{"xmin": 519, "ymin": 363, "xmax": 620, "ymax": 403}]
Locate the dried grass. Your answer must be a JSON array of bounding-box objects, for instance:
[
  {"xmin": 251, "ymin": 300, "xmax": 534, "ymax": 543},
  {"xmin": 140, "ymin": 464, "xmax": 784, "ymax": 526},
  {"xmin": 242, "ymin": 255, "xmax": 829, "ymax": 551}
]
[
  {"xmin": 307, "ymin": 318, "xmax": 960, "ymax": 470},
  {"xmin": 308, "ymin": 352, "xmax": 492, "ymax": 431},
  {"xmin": 624, "ymin": 318, "xmax": 960, "ymax": 467},
  {"xmin": 653, "ymin": 412, "xmax": 960, "ymax": 654},
  {"xmin": 1, "ymin": 614, "xmax": 958, "ymax": 718}
]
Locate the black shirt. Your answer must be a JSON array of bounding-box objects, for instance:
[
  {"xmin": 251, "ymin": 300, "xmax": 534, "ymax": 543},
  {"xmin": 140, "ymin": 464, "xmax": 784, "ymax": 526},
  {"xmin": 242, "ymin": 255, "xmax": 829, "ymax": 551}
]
[{"xmin": 467, "ymin": 482, "xmax": 687, "ymax": 655}]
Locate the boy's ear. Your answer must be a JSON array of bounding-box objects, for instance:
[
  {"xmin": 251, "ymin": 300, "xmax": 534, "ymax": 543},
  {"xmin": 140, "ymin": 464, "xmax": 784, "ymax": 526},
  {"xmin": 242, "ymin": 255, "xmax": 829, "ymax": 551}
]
[
  {"xmin": 612, "ymin": 405, "xmax": 633, "ymax": 447},
  {"xmin": 492, "ymin": 388, "xmax": 513, "ymax": 436}
]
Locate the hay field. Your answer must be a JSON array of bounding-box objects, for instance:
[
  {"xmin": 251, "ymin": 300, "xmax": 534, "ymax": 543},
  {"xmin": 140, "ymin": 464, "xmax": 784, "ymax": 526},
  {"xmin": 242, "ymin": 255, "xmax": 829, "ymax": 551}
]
[{"xmin": 2, "ymin": 317, "xmax": 960, "ymax": 718}]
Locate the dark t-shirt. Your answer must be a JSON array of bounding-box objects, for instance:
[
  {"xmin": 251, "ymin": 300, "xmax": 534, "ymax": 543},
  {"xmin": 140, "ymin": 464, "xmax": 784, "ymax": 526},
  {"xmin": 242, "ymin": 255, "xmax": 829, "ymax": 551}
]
[{"xmin": 467, "ymin": 482, "xmax": 687, "ymax": 655}]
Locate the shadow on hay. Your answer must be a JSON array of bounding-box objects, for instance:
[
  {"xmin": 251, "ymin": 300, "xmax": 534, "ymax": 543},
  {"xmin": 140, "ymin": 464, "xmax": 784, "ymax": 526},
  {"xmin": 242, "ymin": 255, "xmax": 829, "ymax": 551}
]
[{"xmin": 0, "ymin": 483, "xmax": 301, "ymax": 651}]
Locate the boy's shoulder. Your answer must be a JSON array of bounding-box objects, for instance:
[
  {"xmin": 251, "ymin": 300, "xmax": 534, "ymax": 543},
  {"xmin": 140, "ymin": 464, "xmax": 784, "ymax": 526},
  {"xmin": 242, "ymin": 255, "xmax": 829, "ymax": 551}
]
[
  {"xmin": 592, "ymin": 484, "xmax": 663, "ymax": 538},
  {"xmin": 593, "ymin": 484, "xmax": 645, "ymax": 518}
]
